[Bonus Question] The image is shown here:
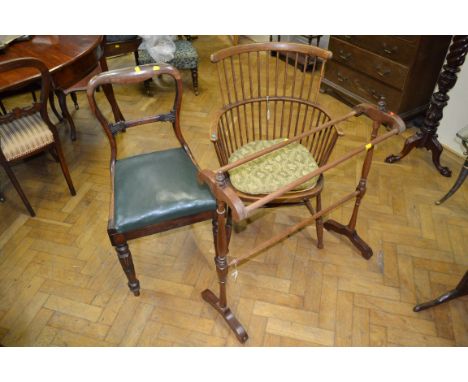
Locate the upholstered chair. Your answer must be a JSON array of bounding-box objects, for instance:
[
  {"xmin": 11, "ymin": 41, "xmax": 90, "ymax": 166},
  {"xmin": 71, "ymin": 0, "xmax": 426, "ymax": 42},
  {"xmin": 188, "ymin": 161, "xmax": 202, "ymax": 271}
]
[
  {"xmin": 137, "ymin": 38, "xmax": 199, "ymax": 95},
  {"xmin": 0, "ymin": 57, "xmax": 76, "ymax": 216}
]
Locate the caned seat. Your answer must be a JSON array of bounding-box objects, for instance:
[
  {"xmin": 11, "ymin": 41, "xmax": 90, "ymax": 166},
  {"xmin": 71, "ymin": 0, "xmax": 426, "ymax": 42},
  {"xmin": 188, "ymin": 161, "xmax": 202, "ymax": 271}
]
[
  {"xmin": 0, "ymin": 112, "xmax": 54, "ymax": 161},
  {"xmin": 113, "ymin": 148, "xmax": 216, "ymax": 233},
  {"xmin": 138, "ymin": 39, "xmax": 199, "ymax": 95}
]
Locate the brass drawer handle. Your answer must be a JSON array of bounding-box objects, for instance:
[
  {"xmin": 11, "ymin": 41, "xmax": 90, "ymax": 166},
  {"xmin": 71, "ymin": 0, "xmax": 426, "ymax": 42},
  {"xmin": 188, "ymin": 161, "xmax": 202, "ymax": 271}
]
[
  {"xmin": 353, "ymin": 79, "xmax": 366, "ymax": 93},
  {"xmin": 382, "ymin": 42, "xmax": 398, "ymax": 55},
  {"xmin": 375, "ymin": 65, "xmax": 391, "ymax": 77},
  {"xmin": 337, "ymin": 72, "xmax": 348, "ymax": 83},
  {"xmin": 368, "ymin": 87, "xmax": 384, "ymax": 100},
  {"xmin": 338, "ymin": 50, "xmax": 352, "ymax": 61}
]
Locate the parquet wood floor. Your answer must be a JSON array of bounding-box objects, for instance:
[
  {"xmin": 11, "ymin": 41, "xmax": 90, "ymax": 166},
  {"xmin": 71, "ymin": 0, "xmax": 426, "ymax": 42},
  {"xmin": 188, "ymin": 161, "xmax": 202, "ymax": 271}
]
[{"xmin": 0, "ymin": 36, "xmax": 467, "ymax": 346}]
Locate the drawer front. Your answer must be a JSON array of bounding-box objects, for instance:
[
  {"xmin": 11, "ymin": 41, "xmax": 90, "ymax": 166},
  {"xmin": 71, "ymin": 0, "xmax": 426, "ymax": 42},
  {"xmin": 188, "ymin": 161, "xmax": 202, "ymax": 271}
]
[
  {"xmin": 329, "ymin": 37, "xmax": 409, "ymax": 90},
  {"xmin": 334, "ymin": 35, "xmax": 417, "ymax": 65},
  {"xmin": 326, "ymin": 61, "xmax": 402, "ymax": 111}
]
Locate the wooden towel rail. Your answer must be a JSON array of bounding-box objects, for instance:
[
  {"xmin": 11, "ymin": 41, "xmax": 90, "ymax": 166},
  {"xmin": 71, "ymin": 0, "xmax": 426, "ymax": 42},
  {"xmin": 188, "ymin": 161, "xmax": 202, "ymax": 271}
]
[{"xmin": 198, "ymin": 103, "xmax": 405, "ymax": 343}]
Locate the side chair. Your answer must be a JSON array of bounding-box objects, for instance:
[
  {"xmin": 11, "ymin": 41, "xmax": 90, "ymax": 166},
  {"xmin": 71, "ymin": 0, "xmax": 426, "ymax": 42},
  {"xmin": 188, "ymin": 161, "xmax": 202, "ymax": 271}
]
[
  {"xmin": 0, "ymin": 57, "xmax": 76, "ymax": 216},
  {"xmin": 137, "ymin": 37, "xmax": 200, "ymax": 96},
  {"xmin": 86, "ymin": 64, "xmax": 217, "ymax": 296}
]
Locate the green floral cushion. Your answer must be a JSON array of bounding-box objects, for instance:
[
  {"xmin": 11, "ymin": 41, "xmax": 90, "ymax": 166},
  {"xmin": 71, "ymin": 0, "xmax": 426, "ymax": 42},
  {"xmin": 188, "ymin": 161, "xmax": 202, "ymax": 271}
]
[{"xmin": 228, "ymin": 139, "xmax": 319, "ymax": 195}]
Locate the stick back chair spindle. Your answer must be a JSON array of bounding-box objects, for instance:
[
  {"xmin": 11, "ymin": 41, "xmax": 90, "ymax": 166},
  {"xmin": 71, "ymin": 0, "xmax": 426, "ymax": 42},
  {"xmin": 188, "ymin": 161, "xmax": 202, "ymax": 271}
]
[
  {"xmin": 210, "ymin": 42, "xmax": 337, "ymax": 250},
  {"xmin": 0, "ymin": 57, "xmax": 76, "ymax": 216},
  {"xmin": 86, "ymin": 65, "xmax": 220, "ymax": 304}
]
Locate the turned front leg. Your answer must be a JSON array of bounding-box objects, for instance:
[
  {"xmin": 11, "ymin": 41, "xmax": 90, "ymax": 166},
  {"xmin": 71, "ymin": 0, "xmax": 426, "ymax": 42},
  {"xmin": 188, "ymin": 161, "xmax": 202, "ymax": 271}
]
[
  {"xmin": 115, "ymin": 243, "xmax": 140, "ymax": 296},
  {"xmin": 214, "ymin": 202, "xmax": 229, "ymax": 308}
]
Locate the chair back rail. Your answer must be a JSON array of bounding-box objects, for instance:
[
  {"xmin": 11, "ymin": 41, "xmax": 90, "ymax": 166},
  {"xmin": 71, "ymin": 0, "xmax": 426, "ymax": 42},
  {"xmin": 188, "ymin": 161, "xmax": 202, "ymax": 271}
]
[{"xmin": 0, "ymin": 57, "xmax": 54, "ymax": 129}]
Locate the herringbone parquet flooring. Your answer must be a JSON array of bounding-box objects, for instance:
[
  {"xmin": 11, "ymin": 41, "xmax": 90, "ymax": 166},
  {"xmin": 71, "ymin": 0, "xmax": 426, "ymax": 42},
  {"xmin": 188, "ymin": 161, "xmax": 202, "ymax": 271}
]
[{"xmin": 0, "ymin": 36, "xmax": 467, "ymax": 346}]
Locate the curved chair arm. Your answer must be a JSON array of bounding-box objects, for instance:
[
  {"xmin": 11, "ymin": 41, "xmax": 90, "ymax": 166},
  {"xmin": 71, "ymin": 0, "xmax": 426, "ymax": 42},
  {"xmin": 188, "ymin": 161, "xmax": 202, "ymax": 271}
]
[{"xmin": 199, "ymin": 103, "xmax": 406, "ymax": 222}]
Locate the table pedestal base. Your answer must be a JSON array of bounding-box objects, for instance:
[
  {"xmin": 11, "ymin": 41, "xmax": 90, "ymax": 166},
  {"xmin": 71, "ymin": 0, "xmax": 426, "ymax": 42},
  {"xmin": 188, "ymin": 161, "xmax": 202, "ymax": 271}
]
[{"xmin": 385, "ymin": 131, "xmax": 452, "ymax": 177}]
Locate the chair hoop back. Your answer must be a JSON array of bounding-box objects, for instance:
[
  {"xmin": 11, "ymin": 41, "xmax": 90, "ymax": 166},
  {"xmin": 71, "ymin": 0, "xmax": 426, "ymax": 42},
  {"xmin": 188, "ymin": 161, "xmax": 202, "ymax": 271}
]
[
  {"xmin": 210, "ymin": 42, "xmax": 338, "ymax": 168},
  {"xmin": 211, "ymin": 42, "xmax": 332, "ymax": 107}
]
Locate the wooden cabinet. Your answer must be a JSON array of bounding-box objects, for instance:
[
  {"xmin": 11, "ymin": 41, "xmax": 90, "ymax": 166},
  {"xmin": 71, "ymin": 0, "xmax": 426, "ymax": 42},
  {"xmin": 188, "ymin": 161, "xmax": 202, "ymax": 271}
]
[{"xmin": 322, "ymin": 35, "xmax": 451, "ymax": 119}]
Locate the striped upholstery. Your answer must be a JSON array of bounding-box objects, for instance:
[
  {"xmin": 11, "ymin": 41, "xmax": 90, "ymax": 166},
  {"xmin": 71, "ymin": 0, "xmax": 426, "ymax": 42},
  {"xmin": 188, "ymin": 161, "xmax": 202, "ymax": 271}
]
[{"xmin": 0, "ymin": 112, "xmax": 54, "ymax": 161}]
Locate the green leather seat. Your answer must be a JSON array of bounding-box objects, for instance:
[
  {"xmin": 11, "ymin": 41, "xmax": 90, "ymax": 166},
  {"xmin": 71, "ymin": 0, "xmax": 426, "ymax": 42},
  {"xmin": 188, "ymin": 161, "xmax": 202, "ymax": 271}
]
[{"xmin": 113, "ymin": 148, "xmax": 216, "ymax": 233}]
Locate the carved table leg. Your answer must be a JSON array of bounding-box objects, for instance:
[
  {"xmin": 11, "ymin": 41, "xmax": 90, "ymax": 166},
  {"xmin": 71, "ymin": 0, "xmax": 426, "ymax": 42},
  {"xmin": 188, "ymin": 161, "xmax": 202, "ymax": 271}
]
[
  {"xmin": 101, "ymin": 83, "xmax": 124, "ymax": 123},
  {"xmin": 414, "ymin": 271, "xmax": 468, "ymax": 312},
  {"xmin": 0, "ymin": 99, "xmax": 6, "ymax": 115},
  {"xmin": 56, "ymin": 90, "xmax": 77, "ymax": 141},
  {"xmin": 115, "ymin": 243, "xmax": 140, "ymax": 296},
  {"xmin": 385, "ymin": 36, "xmax": 468, "ymax": 177},
  {"xmin": 70, "ymin": 91, "xmax": 79, "ymax": 110},
  {"xmin": 202, "ymin": 198, "xmax": 248, "ymax": 343},
  {"xmin": 385, "ymin": 130, "xmax": 425, "ymax": 164},
  {"xmin": 99, "ymin": 57, "xmax": 125, "ymax": 123},
  {"xmin": 436, "ymin": 158, "xmax": 468, "ymax": 205},
  {"xmin": 48, "ymin": 92, "xmax": 63, "ymax": 122}
]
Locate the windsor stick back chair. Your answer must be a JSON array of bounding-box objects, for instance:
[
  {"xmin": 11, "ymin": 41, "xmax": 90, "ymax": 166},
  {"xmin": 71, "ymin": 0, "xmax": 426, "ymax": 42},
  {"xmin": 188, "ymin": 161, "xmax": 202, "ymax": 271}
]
[{"xmin": 210, "ymin": 42, "xmax": 338, "ymax": 249}]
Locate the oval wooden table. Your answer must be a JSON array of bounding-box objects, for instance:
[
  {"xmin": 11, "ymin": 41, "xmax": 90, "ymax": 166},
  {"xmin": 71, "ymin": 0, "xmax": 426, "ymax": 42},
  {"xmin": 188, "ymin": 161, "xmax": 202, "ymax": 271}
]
[{"xmin": 0, "ymin": 35, "xmax": 123, "ymax": 139}]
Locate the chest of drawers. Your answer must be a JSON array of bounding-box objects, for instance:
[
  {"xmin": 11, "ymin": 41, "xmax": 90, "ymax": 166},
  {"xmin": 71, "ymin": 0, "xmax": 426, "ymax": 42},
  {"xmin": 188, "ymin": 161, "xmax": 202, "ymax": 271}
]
[{"xmin": 322, "ymin": 35, "xmax": 451, "ymax": 119}]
